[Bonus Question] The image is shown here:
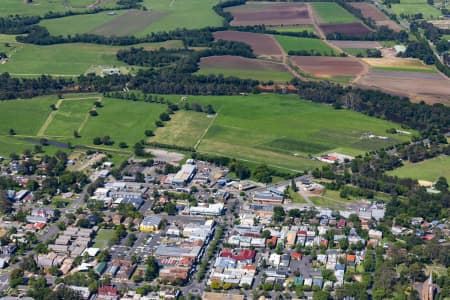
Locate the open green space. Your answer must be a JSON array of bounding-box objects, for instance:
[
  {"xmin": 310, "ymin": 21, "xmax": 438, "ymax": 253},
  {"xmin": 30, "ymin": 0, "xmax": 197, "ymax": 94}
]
[
  {"xmin": 152, "ymin": 94, "xmax": 412, "ymax": 171},
  {"xmin": 390, "ymin": 0, "xmax": 441, "ymax": 19},
  {"xmin": 93, "ymin": 229, "xmax": 115, "ymax": 249},
  {"xmin": 311, "ymin": 2, "xmax": 359, "ymax": 24},
  {"xmin": 196, "ymin": 65, "xmax": 293, "ymax": 83},
  {"xmin": 0, "ymin": 0, "xmax": 113, "ymax": 17},
  {"xmin": 343, "ymin": 48, "xmax": 372, "ymax": 57},
  {"xmin": 0, "ymin": 36, "xmax": 182, "ymax": 76},
  {"xmin": 387, "ymin": 156, "xmax": 450, "ymax": 182},
  {"xmin": 270, "ymin": 26, "xmax": 317, "ymax": 35},
  {"xmin": 150, "ymin": 110, "xmax": 212, "ymax": 148},
  {"xmin": 41, "ymin": 0, "xmax": 223, "ymax": 37},
  {"xmin": 275, "ymin": 35, "xmax": 339, "ymax": 56}
]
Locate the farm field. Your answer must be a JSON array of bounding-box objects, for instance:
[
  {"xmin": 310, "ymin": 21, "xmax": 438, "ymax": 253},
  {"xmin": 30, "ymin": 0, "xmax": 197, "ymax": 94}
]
[
  {"xmin": 0, "ymin": 0, "xmax": 113, "ymax": 17},
  {"xmin": 225, "ymin": 1, "xmax": 312, "ymax": 26},
  {"xmin": 311, "ymin": 2, "xmax": 358, "ymax": 24},
  {"xmin": 153, "ymin": 94, "xmax": 412, "ymax": 171},
  {"xmin": 213, "ymin": 31, "xmax": 283, "ymax": 56},
  {"xmin": 349, "ymin": 2, "xmax": 387, "ymax": 21},
  {"xmin": 390, "ymin": 0, "xmax": 441, "ymax": 19},
  {"xmin": 274, "ymin": 35, "xmax": 339, "ymax": 55},
  {"xmin": 330, "ymin": 40, "xmax": 381, "ymax": 49},
  {"xmin": 291, "ymin": 56, "xmax": 366, "ymax": 78},
  {"xmin": 387, "ymin": 156, "xmax": 450, "ymax": 182},
  {"xmin": 150, "ymin": 111, "xmax": 211, "ymax": 148},
  {"xmin": 356, "ymin": 69, "xmax": 450, "ymax": 104},
  {"xmin": 270, "ymin": 26, "xmax": 317, "ymax": 35},
  {"xmin": 320, "ymin": 23, "xmax": 373, "ymax": 37},
  {"xmin": 362, "ymin": 57, "xmax": 437, "ymax": 72},
  {"xmin": 41, "ymin": 0, "xmax": 223, "ymax": 37},
  {"xmin": 0, "ymin": 38, "xmax": 182, "ymax": 76},
  {"xmin": 197, "ymin": 56, "xmax": 293, "ymax": 82}
]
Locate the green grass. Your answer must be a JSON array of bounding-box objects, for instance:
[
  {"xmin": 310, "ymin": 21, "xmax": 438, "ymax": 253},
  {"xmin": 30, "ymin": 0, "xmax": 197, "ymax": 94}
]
[
  {"xmin": 372, "ymin": 66, "xmax": 437, "ymax": 73},
  {"xmin": 343, "ymin": 48, "xmax": 371, "ymax": 57},
  {"xmin": 270, "ymin": 26, "xmax": 317, "ymax": 35},
  {"xmin": 41, "ymin": 0, "xmax": 223, "ymax": 37},
  {"xmin": 390, "ymin": 2, "xmax": 441, "ymax": 19},
  {"xmin": 275, "ymin": 35, "xmax": 339, "ymax": 56},
  {"xmin": 152, "ymin": 94, "xmax": 412, "ymax": 171},
  {"xmin": 0, "ymin": 0, "xmax": 111, "ymax": 17},
  {"xmin": 196, "ymin": 66, "xmax": 293, "ymax": 82},
  {"xmin": 387, "ymin": 156, "xmax": 450, "ymax": 182},
  {"xmin": 150, "ymin": 110, "xmax": 212, "ymax": 148},
  {"xmin": 311, "ymin": 2, "xmax": 359, "ymax": 24},
  {"xmin": 0, "ymin": 37, "xmax": 182, "ymax": 76},
  {"xmin": 93, "ymin": 229, "xmax": 115, "ymax": 249}
]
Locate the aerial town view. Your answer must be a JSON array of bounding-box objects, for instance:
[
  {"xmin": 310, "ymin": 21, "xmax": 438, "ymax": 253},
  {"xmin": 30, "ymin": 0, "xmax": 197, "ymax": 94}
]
[{"xmin": 0, "ymin": 0, "xmax": 449, "ymax": 299}]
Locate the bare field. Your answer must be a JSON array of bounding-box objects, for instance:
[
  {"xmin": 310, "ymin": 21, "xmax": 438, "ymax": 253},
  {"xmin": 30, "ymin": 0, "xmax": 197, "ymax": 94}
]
[
  {"xmin": 291, "ymin": 56, "xmax": 365, "ymax": 77},
  {"xmin": 357, "ymin": 70, "xmax": 450, "ymax": 104},
  {"xmin": 320, "ymin": 23, "xmax": 373, "ymax": 37},
  {"xmin": 349, "ymin": 2, "xmax": 387, "ymax": 20},
  {"xmin": 331, "ymin": 40, "xmax": 382, "ymax": 49},
  {"xmin": 225, "ymin": 2, "xmax": 313, "ymax": 26},
  {"xmin": 376, "ymin": 20, "xmax": 403, "ymax": 32},
  {"xmin": 213, "ymin": 31, "xmax": 283, "ymax": 56}
]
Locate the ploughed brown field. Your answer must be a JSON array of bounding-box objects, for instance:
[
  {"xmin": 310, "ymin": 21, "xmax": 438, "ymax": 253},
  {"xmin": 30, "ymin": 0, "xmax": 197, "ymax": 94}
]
[
  {"xmin": 213, "ymin": 31, "xmax": 283, "ymax": 56},
  {"xmin": 348, "ymin": 3, "xmax": 402, "ymax": 32},
  {"xmin": 320, "ymin": 23, "xmax": 373, "ymax": 37},
  {"xmin": 225, "ymin": 2, "xmax": 313, "ymax": 26},
  {"xmin": 330, "ymin": 40, "xmax": 381, "ymax": 49},
  {"xmin": 290, "ymin": 56, "xmax": 365, "ymax": 77},
  {"xmin": 199, "ymin": 55, "xmax": 289, "ymax": 71},
  {"xmin": 356, "ymin": 70, "xmax": 450, "ymax": 104}
]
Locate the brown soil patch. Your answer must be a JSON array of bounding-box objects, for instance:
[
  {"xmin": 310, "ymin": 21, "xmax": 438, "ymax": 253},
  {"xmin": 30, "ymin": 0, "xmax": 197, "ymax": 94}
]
[
  {"xmin": 331, "ymin": 40, "xmax": 381, "ymax": 49},
  {"xmin": 199, "ymin": 55, "xmax": 289, "ymax": 73},
  {"xmin": 356, "ymin": 70, "xmax": 450, "ymax": 104},
  {"xmin": 349, "ymin": 2, "xmax": 387, "ymax": 21},
  {"xmin": 91, "ymin": 10, "xmax": 165, "ymax": 36},
  {"xmin": 226, "ymin": 2, "xmax": 313, "ymax": 26},
  {"xmin": 213, "ymin": 31, "xmax": 283, "ymax": 56},
  {"xmin": 375, "ymin": 20, "xmax": 403, "ymax": 32},
  {"xmin": 291, "ymin": 56, "xmax": 365, "ymax": 77},
  {"xmin": 320, "ymin": 23, "xmax": 373, "ymax": 37}
]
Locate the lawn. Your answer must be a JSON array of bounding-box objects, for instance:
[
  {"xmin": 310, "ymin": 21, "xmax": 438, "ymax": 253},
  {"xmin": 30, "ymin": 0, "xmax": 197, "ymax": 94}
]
[
  {"xmin": 150, "ymin": 110, "xmax": 212, "ymax": 148},
  {"xmin": 387, "ymin": 156, "xmax": 450, "ymax": 182},
  {"xmin": 93, "ymin": 229, "xmax": 115, "ymax": 249},
  {"xmin": 311, "ymin": 2, "xmax": 359, "ymax": 24},
  {"xmin": 0, "ymin": 37, "xmax": 182, "ymax": 76},
  {"xmin": 152, "ymin": 94, "xmax": 412, "ymax": 171},
  {"xmin": 390, "ymin": 0, "xmax": 441, "ymax": 19},
  {"xmin": 274, "ymin": 35, "xmax": 339, "ymax": 55},
  {"xmin": 40, "ymin": 0, "xmax": 223, "ymax": 37}
]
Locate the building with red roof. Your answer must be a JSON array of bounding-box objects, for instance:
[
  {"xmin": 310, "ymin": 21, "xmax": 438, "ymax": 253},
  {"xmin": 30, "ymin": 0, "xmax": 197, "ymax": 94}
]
[{"xmin": 98, "ymin": 286, "xmax": 119, "ymax": 300}]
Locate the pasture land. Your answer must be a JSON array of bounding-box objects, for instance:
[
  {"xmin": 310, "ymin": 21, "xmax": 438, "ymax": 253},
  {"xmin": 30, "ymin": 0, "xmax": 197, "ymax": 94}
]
[
  {"xmin": 225, "ymin": 2, "xmax": 312, "ymax": 26},
  {"xmin": 0, "ymin": 0, "xmax": 112, "ymax": 17},
  {"xmin": 330, "ymin": 40, "xmax": 381, "ymax": 49},
  {"xmin": 274, "ymin": 35, "xmax": 339, "ymax": 55},
  {"xmin": 197, "ymin": 56, "xmax": 293, "ymax": 82},
  {"xmin": 311, "ymin": 2, "xmax": 359, "ymax": 24},
  {"xmin": 0, "ymin": 37, "xmax": 182, "ymax": 76},
  {"xmin": 291, "ymin": 56, "xmax": 365, "ymax": 78},
  {"xmin": 41, "ymin": 0, "xmax": 223, "ymax": 36},
  {"xmin": 152, "ymin": 94, "xmax": 412, "ymax": 171},
  {"xmin": 213, "ymin": 31, "xmax": 283, "ymax": 56},
  {"xmin": 356, "ymin": 69, "xmax": 450, "ymax": 105},
  {"xmin": 150, "ymin": 111, "xmax": 212, "ymax": 148},
  {"xmin": 387, "ymin": 156, "xmax": 450, "ymax": 182},
  {"xmin": 270, "ymin": 26, "xmax": 317, "ymax": 35},
  {"xmin": 390, "ymin": 1, "xmax": 441, "ymax": 19}
]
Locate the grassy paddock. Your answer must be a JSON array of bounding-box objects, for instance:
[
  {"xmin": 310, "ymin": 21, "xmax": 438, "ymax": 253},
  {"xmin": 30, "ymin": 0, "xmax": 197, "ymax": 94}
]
[
  {"xmin": 387, "ymin": 156, "xmax": 450, "ymax": 182},
  {"xmin": 311, "ymin": 2, "xmax": 359, "ymax": 24},
  {"xmin": 275, "ymin": 35, "xmax": 339, "ymax": 55}
]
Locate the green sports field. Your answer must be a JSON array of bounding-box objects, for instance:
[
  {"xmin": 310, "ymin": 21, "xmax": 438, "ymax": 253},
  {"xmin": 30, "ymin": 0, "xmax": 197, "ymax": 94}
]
[
  {"xmin": 0, "ymin": 36, "xmax": 182, "ymax": 76},
  {"xmin": 151, "ymin": 94, "xmax": 413, "ymax": 171},
  {"xmin": 274, "ymin": 35, "xmax": 339, "ymax": 56},
  {"xmin": 40, "ymin": 0, "xmax": 223, "ymax": 37},
  {"xmin": 390, "ymin": 0, "xmax": 441, "ymax": 19},
  {"xmin": 311, "ymin": 2, "xmax": 359, "ymax": 24},
  {"xmin": 387, "ymin": 156, "xmax": 450, "ymax": 182}
]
